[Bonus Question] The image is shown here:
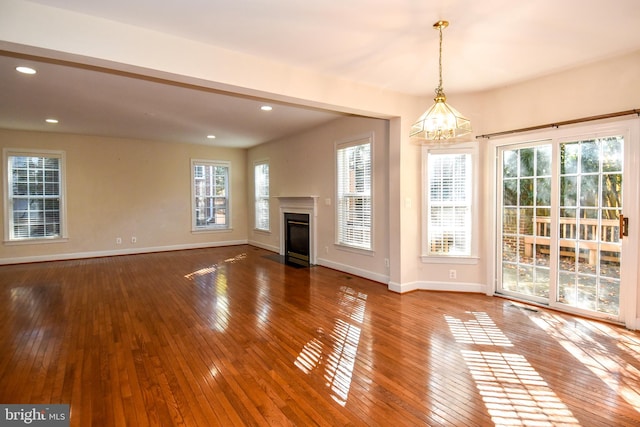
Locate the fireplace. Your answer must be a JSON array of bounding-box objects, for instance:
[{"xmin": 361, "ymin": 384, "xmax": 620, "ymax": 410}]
[
  {"xmin": 276, "ymin": 196, "xmax": 318, "ymax": 266},
  {"xmin": 284, "ymin": 213, "xmax": 310, "ymax": 266}
]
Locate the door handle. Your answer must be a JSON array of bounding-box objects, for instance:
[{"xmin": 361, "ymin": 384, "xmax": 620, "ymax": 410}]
[{"xmin": 620, "ymin": 214, "xmax": 629, "ymax": 238}]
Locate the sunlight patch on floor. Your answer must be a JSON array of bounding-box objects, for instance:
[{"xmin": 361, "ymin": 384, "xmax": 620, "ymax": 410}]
[
  {"xmin": 447, "ymin": 312, "xmax": 579, "ymax": 426},
  {"xmin": 224, "ymin": 253, "xmax": 247, "ymax": 264},
  {"xmin": 445, "ymin": 312, "xmax": 513, "ymax": 346},
  {"xmin": 324, "ymin": 319, "xmax": 361, "ymax": 405},
  {"xmin": 184, "ymin": 265, "xmax": 217, "ymax": 280},
  {"xmin": 295, "ymin": 337, "xmax": 323, "ymax": 374},
  {"xmin": 337, "ymin": 286, "xmax": 367, "ymax": 323},
  {"xmin": 527, "ymin": 311, "xmax": 640, "ymax": 413},
  {"xmin": 294, "ymin": 286, "xmax": 366, "ymax": 406},
  {"xmin": 462, "ymin": 350, "xmax": 580, "ymax": 426},
  {"xmin": 183, "ymin": 252, "xmax": 247, "ymax": 279},
  {"xmin": 575, "ymin": 317, "xmax": 640, "ymax": 363}
]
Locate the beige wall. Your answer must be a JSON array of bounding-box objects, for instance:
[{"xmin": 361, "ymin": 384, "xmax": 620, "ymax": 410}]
[
  {"xmin": 247, "ymin": 116, "xmax": 390, "ymax": 283},
  {"xmin": 0, "ymin": 129, "xmax": 248, "ymax": 262},
  {"xmin": 475, "ymin": 49, "xmax": 640, "ymax": 136}
]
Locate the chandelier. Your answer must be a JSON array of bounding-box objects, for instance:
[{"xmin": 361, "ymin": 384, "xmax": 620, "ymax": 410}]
[{"xmin": 410, "ymin": 20, "xmax": 471, "ymax": 142}]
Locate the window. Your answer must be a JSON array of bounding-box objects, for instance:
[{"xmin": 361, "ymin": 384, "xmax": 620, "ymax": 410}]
[
  {"xmin": 254, "ymin": 161, "xmax": 270, "ymax": 231},
  {"xmin": 423, "ymin": 148, "xmax": 473, "ymax": 258},
  {"xmin": 191, "ymin": 159, "xmax": 230, "ymax": 231},
  {"xmin": 336, "ymin": 137, "xmax": 372, "ymax": 250},
  {"xmin": 4, "ymin": 149, "xmax": 66, "ymax": 241}
]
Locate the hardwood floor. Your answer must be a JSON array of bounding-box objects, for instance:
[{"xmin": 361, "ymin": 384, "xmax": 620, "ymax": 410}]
[{"xmin": 1, "ymin": 245, "xmax": 639, "ymax": 426}]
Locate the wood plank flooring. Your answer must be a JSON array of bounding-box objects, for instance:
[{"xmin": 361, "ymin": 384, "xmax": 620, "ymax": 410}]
[{"xmin": 1, "ymin": 245, "xmax": 639, "ymax": 426}]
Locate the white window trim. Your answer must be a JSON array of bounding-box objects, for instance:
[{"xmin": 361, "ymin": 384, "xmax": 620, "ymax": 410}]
[
  {"xmin": 190, "ymin": 159, "xmax": 232, "ymax": 232},
  {"xmin": 3, "ymin": 148, "xmax": 68, "ymax": 244},
  {"xmin": 254, "ymin": 159, "xmax": 270, "ymax": 232},
  {"xmin": 334, "ymin": 133, "xmax": 374, "ymax": 253},
  {"xmin": 421, "ymin": 142, "xmax": 479, "ymax": 264}
]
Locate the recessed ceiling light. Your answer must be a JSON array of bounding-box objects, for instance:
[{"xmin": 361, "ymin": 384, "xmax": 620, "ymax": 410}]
[
  {"xmin": 45, "ymin": 118, "xmax": 59, "ymax": 124},
  {"xmin": 260, "ymin": 105, "xmax": 273, "ymax": 111},
  {"xmin": 16, "ymin": 66, "xmax": 36, "ymax": 74},
  {"xmin": 207, "ymin": 135, "xmax": 216, "ymax": 139}
]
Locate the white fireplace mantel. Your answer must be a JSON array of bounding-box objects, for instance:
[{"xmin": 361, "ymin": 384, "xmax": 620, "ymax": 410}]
[
  {"xmin": 276, "ymin": 196, "xmax": 318, "ymax": 265},
  {"xmin": 274, "ymin": 196, "xmax": 319, "ymax": 212}
]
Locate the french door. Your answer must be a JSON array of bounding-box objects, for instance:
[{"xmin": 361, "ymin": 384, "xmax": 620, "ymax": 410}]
[{"xmin": 496, "ymin": 120, "xmax": 637, "ymax": 324}]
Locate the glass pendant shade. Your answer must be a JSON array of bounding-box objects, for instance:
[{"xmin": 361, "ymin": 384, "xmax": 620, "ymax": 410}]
[
  {"xmin": 411, "ymin": 20, "xmax": 471, "ymax": 142},
  {"xmin": 410, "ymin": 92, "xmax": 472, "ymax": 140}
]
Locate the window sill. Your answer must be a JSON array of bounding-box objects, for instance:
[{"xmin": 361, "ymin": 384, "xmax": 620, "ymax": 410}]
[
  {"xmin": 253, "ymin": 228, "xmax": 271, "ymax": 234},
  {"xmin": 4, "ymin": 237, "xmax": 69, "ymax": 246},
  {"xmin": 191, "ymin": 227, "xmax": 233, "ymax": 234},
  {"xmin": 334, "ymin": 243, "xmax": 374, "ymax": 257},
  {"xmin": 421, "ymin": 255, "xmax": 479, "ymax": 265}
]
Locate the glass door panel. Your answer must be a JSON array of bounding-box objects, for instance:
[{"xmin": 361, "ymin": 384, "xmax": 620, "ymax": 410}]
[
  {"xmin": 499, "ymin": 144, "xmax": 552, "ymax": 302},
  {"xmin": 557, "ymin": 137, "xmax": 622, "ymax": 316}
]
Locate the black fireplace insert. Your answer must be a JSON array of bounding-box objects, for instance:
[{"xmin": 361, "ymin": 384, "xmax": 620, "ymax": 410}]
[{"xmin": 284, "ymin": 212, "xmax": 310, "ymax": 267}]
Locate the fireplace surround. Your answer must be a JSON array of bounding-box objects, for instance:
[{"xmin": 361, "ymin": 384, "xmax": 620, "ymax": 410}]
[{"xmin": 276, "ymin": 196, "xmax": 318, "ymax": 266}]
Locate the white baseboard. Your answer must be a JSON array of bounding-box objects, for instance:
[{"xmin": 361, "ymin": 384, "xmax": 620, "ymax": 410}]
[
  {"xmin": 247, "ymin": 240, "xmax": 279, "ymax": 254},
  {"xmin": 315, "ymin": 257, "xmax": 390, "ymax": 284},
  {"xmin": 388, "ymin": 281, "xmax": 418, "ymax": 293},
  {"xmin": 388, "ymin": 280, "xmax": 485, "ymax": 294},
  {"xmin": 0, "ymin": 239, "xmax": 249, "ymax": 265}
]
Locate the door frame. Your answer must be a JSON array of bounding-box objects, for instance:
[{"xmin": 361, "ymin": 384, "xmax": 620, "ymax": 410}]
[{"xmin": 486, "ymin": 117, "xmax": 639, "ymax": 329}]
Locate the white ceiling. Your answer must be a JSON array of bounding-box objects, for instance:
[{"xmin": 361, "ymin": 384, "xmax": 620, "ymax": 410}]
[
  {"xmin": 2, "ymin": 0, "xmax": 640, "ymax": 147},
  {"xmin": 0, "ymin": 54, "xmax": 345, "ymax": 148}
]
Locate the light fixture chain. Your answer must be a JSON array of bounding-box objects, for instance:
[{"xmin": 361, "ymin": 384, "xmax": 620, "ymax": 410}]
[{"xmin": 437, "ymin": 24, "xmax": 443, "ymax": 94}]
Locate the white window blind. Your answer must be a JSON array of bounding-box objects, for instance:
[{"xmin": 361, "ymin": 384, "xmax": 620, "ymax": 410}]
[
  {"xmin": 336, "ymin": 139, "xmax": 372, "ymax": 250},
  {"xmin": 427, "ymin": 152, "xmax": 472, "ymax": 256},
  {"xmin": 192, "ymin": 160, "xmax": 230, "ymax": 230},
  {"xmin": 6, "ymin": 151, "xmax": 65, "ymax": 241},
  {"xmin": 254, "ymin": 161, "xmax": 270, "ymax": 231}
]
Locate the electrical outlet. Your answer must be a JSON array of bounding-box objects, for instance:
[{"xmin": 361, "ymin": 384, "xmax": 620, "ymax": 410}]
[
  {"xmin": 131, "ymin": 236, "xmax": 137, "ymax": 244},
  {"xmin": 449, "ymin": 269, "xmax": 457, "ymax": 279},
  {"xmin": 116, "ymin": 237, "xmax": 122, "ymax": 245},
  {"xmin": 384, "ymin": 258, "xmax": 390, "ymax": 268}
]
